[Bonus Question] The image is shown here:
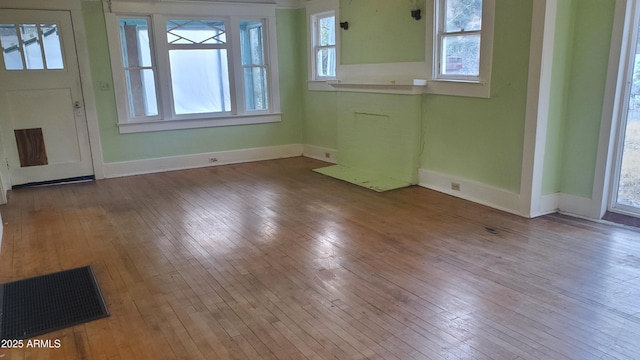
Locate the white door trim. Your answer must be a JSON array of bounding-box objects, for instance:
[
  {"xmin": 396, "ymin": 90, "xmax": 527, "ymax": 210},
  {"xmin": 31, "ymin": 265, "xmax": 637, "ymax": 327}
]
[
  {"xmin": 593, "ymin": 0, "xmax": 634, "ymax": 219},
  {"xmin": 70, "ymin": 8, "xmax": 105, "ymax": 180}
]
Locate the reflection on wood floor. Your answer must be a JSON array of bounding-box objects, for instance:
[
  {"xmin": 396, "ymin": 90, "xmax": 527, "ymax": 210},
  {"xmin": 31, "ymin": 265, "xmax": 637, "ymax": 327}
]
[{"xmin": 1, "ymin": 157, "xmax": 639, "ymax": 359}]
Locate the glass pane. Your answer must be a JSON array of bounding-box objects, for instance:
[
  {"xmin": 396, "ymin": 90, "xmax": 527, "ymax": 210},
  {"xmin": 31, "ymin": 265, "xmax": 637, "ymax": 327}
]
[
  {"xmin": 445, "ymin": 0, "xmax": 482, "ymax": 33},
  {"xmin": 41, "ymin": 24, "xmax": 64, "ymax": 69},
  {"xmin": 617, "ymin": 50, "xmax": 640, "ymax": 208},
  {"xmin": 166, "ymin": 20, "xmax": 226, "ymax": 45},
  {"xmin": 169, "ymin": 49, "xmax": 230, "ymax": 114},
  {"xmin": 441, "ymin": 34, "xmax": 480, "ymax": 76},
  {"xmin": 240, "ymin": 21, "xmax": 264, "ymax": 66},
  {"xmin": 316, "ymin": 47, "xmax": 336, "ymax": 77},
  {"xmin": 318, "ymin": 15, "xmax": 335, "ymax": 46},
  {"xmin": 244, "ymin": 66, "xmax": 268, "ymax": 111},
  {"xmin": 119, "ymin": 18, "xmax": 152, "ymax": 68},
  {"xmin": 0, "ymin": 24, "xmax": 24, "ymax": 70},
  {"xmin": 125, "ymin": 68, "xmax": 158, "ymax": 118},
  {"xmin": 20, "ymin": 24, "xmax": 44, "ymax": 70}
]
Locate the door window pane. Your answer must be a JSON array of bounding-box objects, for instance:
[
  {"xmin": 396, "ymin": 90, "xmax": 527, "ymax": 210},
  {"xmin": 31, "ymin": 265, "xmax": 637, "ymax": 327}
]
[
  {"xmin": 169, "ymin": 49, "xmax": 231, "ymax": 114},
  {"xmin": 20, "ymin": 24, "xmax": 44, "ymax": 70},
  {"xmin": 41, "ymin": 24, "xmax": 64, "ymax": 69},
  {"xmin": 0, "ymin": 24, "xmax": 23, "ymax": 70}
]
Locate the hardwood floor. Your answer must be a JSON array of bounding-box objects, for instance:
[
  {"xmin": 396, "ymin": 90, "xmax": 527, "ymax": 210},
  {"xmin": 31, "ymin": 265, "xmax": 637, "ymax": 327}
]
[{"xmin": 1, "ymin": 157, "xmax": 639, "ymax": 359}]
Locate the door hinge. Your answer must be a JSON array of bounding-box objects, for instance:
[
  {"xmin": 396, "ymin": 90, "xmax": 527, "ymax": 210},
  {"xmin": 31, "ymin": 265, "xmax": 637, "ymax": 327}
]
[{"xmin": 5, "ymin": 158, "xmax": 9, "ymax": 169}]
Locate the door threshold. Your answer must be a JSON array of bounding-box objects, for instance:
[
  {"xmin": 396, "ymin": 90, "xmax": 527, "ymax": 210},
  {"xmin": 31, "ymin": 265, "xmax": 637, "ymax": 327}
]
[
  {"xmin": 12, "ymin": 175, "xmax": 95, "ymax": 190},
  {"xmin": 602, "ymin": 211, "xmax": 640, "ymax": 229}
]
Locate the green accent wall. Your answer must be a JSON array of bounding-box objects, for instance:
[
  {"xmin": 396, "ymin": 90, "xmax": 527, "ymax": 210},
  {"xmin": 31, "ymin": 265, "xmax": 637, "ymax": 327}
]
[
  {"xmin": 421, "ymin": 0, "xmax": 533, "ymax": 193},
  {"xmin": 337, "ymin": 93, "xmax": 422, "ymax": 184},
  {"xmin": 542, "ymin": 0, "xmax": 577, "ymax": 195},
  {"xmin": 81, "ymin": 2, "xmax": 303, "ymax": 163},
  {"xmin": 339, "ymin": 0, "xmax": 425, "ymax": 64},
  {"xmin": 560, "ymin": 0, "xmax": 616, "ymax": 198}
]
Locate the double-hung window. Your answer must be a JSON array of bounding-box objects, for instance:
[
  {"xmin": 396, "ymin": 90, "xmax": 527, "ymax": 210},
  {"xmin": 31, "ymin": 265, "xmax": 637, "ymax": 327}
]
[
  {"xmin": 431, "ymin": 0, "xmax": 494, "ymax": 97},
  {"xmin": 311, "ymin": 11, "xmax": 336, "ymax": 80},
  {"xmin": 105, "ymin": 2, "xmax": 280, "ymax": 133}
]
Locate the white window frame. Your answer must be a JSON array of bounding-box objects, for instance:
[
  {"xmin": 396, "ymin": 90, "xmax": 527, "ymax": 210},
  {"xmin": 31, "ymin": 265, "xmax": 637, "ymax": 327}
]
[
  {"xmin": 311, "ymin": 10, "xmax": 336, "ymax": 81},
  {"xmin": 104, "ymin": 1, "xmax": 281, "ymax": 134},
  {"xmin": 306, "ymin": 0, "xmax": 338, "ymax": 91},
  {"xmin": 427, "ymin": 0, "xmax": 495, "ymax": 98}
]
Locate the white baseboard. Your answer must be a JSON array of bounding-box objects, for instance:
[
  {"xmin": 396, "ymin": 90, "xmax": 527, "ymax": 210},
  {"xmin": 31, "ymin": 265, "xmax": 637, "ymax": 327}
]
[
  {"xmin": 418, "ymin": 169, "xmax": 522, "ymax": 216},
  {"xmin": 103, "ymin": 144, "xmax": 304, "ymax": 178},
  {"xmin": 535, "ymin": 193, "xmax": 560, "ymax": 217},
  {"xmin": 558, "ymin": 193, "xmax": 595, "ymax": 219},
  {"xmin": 303, "ymin": 144, "xmax": 338, "ymax": 164}
]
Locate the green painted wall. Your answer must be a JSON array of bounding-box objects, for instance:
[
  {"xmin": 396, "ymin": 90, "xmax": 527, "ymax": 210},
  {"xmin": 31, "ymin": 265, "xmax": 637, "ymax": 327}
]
[
  {"xmin": 300, "ymin": 7, "xmax": 338, "ymax": 150},
  {"xmin": 303, "ymin": 91, "xmax": 338, "ymax": 150},
  {"xmin": 82, "ymin": 2, "xmax": 303, "ymax": 163},
  {"xmin": 337, "ymin": 93, "xmax": 422, "ymax": 183},
  {"xmin": 421, "ymin": 0, "xmax": 533, "ymax": 193},
  {"xmin": 542, "ymin": 0, "xmax": 576, "ymax": 195},
  {"xmin": 560, "ymin": 0, "xmax": 615, "ymax": 198},
  {"xmin": 339, "ymin": 0, "xmax": 425, "ymax": 64}
]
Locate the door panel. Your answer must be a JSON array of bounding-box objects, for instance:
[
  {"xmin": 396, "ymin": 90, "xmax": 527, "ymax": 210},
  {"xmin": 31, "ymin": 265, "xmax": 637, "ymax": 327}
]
[
  {"xmin": 0, "ymin": 9, "xmax": 93, "ymax": 186},
  {"xmin": 7, "ymin": 89, "xmax": 82, "ymax": 164}
]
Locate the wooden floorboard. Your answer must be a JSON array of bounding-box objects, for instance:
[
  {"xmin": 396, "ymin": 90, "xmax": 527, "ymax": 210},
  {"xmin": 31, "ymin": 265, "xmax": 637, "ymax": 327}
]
[{"xmin": 1, "ymin": 157, "xmax": 639, "ymax": 359}]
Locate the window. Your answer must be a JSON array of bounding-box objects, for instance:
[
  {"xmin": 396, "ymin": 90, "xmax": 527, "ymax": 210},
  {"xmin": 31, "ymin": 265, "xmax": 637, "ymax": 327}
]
[
  {"xmin": 105, "ymin": 2, "xmax": 281, "ymax": 133},
  {"xmin": 240, "ymin": 21, "xmax": 268, "ymax": 111},
  {"xmin": 311, "ymin": 11, "xmax": 336, "ymax": 80},
  {"xmin": 1, "ymin": 23, "xmax": 64, "ymax": 71},
  {"xmin": 428, "ymin": 0, "xmax": 494, "ymax": 97},
  {"xmin": 118, "ymin": 18, "xmax": 158, "ymax": 118},
  {"xmin": 436, "ymin": 0, "xmax": 482, "ymax": 80},
  {"xmin": 165, "ymin": 19, "xmax": 231, "ymax": 115}
]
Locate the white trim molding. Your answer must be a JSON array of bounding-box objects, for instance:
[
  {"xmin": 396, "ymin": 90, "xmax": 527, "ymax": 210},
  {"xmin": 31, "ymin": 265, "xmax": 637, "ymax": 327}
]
[
  {"xmin": 538, "ymin": 193, "xmax": 560, "ymax": 217},
  {"xmin": 102, "ymin": 144, "xmax": 303, "ymax": 178},
  {"xmin": 593, "ymin": 0, "xmax": 632, "ymax": 219},
  {"xmin": 558, "ymin": 193, "xmax": 595, "ymax": 219},
  {"xmin": 520, "ymin": 0, "xmax": 554, "ymax": 218},
  {"xmin": 418, "ymin": 169, "xmax": 522, "ymax": 216},
  {"xmin": 303, "ymin": 144, "xmax": 338, "ymax": 163}
]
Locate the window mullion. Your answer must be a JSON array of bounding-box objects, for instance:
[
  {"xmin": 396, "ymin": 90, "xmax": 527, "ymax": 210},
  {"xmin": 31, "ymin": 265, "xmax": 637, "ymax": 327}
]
[
  {"xmin": 228, "ymin": 16, "xmax": 243, "ymax": 115},
  {"xmin": 153, "ymin": 14, "xmax": 173, "ymax": 120}
]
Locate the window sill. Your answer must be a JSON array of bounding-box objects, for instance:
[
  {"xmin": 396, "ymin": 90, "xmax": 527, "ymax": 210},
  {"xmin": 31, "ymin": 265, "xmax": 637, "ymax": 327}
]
[
  {"xmin": 425, "ymin": 79, "xmax": 491, "ymax": 98},
  {"xmin": 307, "ymin": 80, "xmax": 335, "ymax": 91},
  {"xmin": 326, "ymin": 80, "xmax": 427, "ymax": 95},
  {"xmin": 118, "ymin": 113, "xmax": 282, "ymax": 134}
]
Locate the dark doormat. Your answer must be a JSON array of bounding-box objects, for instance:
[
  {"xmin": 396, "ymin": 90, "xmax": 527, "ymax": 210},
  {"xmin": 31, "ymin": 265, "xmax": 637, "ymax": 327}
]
[{"xmin": 0, "ymin": 266, "xmax": 109, "ymax": 340}]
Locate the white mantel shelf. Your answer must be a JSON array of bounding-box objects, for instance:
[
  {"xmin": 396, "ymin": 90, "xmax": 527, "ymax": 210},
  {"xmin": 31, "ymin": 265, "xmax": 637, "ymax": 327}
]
[{"xmin": 326, "ymin": 80, "xmax": 427, "ymax": 95}]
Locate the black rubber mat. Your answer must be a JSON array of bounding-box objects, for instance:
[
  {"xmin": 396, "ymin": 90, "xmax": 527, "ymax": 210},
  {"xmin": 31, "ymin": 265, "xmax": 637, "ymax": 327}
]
[{"xmin": 0, "ymin": 266, "xmax": 109, "ymax": 340}]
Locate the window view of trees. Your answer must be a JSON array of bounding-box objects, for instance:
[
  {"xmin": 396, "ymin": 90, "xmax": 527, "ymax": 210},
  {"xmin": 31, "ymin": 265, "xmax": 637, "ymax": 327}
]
[
  {"xmin": 439, "ymin": 0, "xmax": 482, "ymax": 77},
  {"xmin": 314, "ymin": 13, "xmax": 335, "ymax": 79}
]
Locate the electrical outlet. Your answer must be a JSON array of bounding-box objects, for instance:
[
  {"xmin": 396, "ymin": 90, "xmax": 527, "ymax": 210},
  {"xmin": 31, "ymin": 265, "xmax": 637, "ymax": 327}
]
[
  {"xmin": 451, "ymin": 182, "xmax": 461, "ymax": 191},
  {"xmin": 209, "ymin": 157, "xmax": 218, "ymax": 163}
]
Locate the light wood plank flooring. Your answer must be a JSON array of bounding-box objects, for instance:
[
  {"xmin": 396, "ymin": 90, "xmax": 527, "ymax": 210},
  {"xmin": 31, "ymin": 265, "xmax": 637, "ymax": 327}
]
[{"xmin": 1, "ymin": 157, "xmax": 639, "ymax": 359}]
